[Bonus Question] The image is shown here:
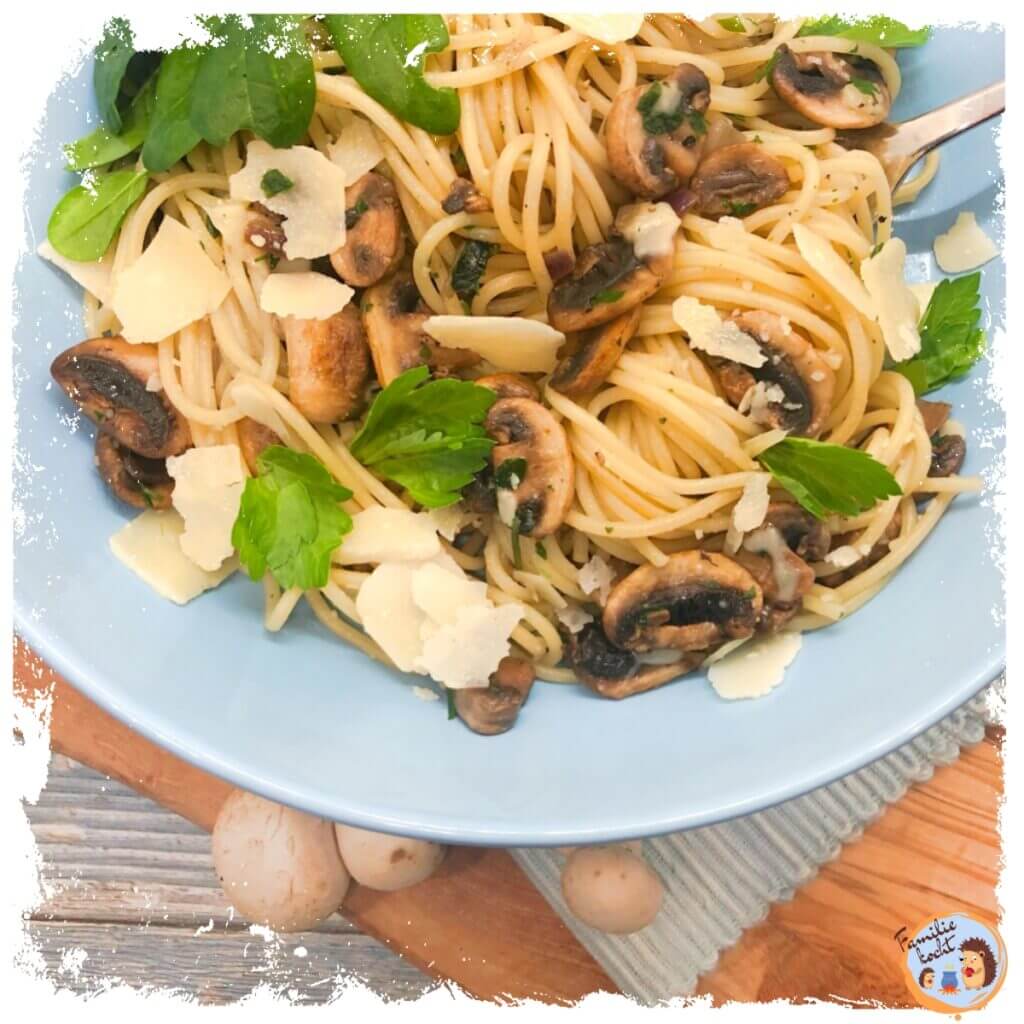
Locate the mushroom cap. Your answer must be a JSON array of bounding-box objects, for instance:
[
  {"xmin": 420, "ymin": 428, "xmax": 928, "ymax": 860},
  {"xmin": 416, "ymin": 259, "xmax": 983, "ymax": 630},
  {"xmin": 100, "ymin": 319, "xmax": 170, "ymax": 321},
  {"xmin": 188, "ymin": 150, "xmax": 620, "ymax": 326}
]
[
  {"xmin": 211, "ymin": 789, "xmax": 349, "ymax": 932},
  {"xmin": 764, "ymin": 501, "xmax": 831, "ymax": 562},
  {"xmin": 561, "ymin": 846, "xmax": 663, "ymax": 934},
  {"xmin": 486, "ymin": 396, "xmax": 575, "ymax": 538},
  {"xmin": 606, "ymin": 64, "xmax": 711, "ymax": 199},
  {"xmin": 549, "ymin": 306, "xmax": 641, "ymax": 398},
  {"xmin": 236, "ymin": 417, "xmax": 283, "ymax": 475},
  {"xmin": 454, "ymin": 656, "xmax": 535, "ymax": 735},
  {"xmin": 602, "ymin": 550, "xmax": 763, "ymax": 652},
  {"xmin": 329, "ymin": 172, "xmax": 406, "ymax": 288},
  {"xmin": 334, "ymin": 824, "xmax": 445, "ymax": 892},
  {"xmin": 547, "ymin": 238, "xmax": 667, "ymax": 333},
  {"xmin": 567, "ymin": 621, "xmax": 704, "ymax": 699},
  {"xmin": 474, "ymin": 373, "xmax": 540, "ymax": 401},
  {"xmin": 930, "ymin": 434, "xmax": 966, "ymax": 478},
  {"xmin": 441, "ymin": 176, "xmax": 492, "ymax": 215},
  {"xmin": 95, "ymin": 433, "xmax": 174, "ymax": 510},
  {"xmin": 51, "ymin": 336, "xmax": 191, "ymax": 459},
  {"xmin": 246, "ymin": 203, "xmax": 287, "ymax": 257},
  {"xmin": 715, "ymin": 311, "xmax": 835, "ymax": 437},
  {"xmin": 771, "ymin": 45, "xmax": 891, "ymax": 130},
  {"xmin": 690, "ymin": 143, "xmax": 790, "ymax": 219},
  {"xmin": 917, "ymin": 398, "xmax": 952, "ymax": 438},
  {"xmin": 283, "ymin": 303, "xmax": 370, "ymax": 423}
]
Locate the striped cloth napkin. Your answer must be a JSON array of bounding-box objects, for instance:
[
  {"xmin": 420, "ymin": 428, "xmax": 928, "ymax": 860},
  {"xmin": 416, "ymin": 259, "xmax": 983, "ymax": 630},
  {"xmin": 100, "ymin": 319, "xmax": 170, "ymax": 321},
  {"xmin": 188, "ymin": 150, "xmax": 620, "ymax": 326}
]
[{"xmin": 512, "ymin": 684, "xmax": 999, "ymax": 1002}]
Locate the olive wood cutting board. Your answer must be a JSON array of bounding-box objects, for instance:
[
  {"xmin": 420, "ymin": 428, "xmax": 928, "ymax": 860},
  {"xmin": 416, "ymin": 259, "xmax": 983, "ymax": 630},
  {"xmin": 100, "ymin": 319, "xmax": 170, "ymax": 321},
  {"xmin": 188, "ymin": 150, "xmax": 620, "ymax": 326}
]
[{"xmin": 13, "ymin": 640, "xmax": 1003, "ymax": 1005}]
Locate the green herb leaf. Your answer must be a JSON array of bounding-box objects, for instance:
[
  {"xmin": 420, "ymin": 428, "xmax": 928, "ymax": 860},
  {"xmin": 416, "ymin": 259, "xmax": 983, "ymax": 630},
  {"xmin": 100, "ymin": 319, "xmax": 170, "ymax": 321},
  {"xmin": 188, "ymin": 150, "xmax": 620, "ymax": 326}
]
[
  {"xmin": 723, "ymin": 199, "xmax": 757, "ymax": 217},
  {"xmin": 93, "ymin": 18, "xmax": 136, "ymax": 133},
  {"xmin": 451, "ymin": 239, "xmax": 498, "ymax": 302},
  {"xmin": 757, "ymin": 436, "xmax": 902, "ymax": 520},
  {"xmin": 494, "ymin": 457, "xmax": 527, "ymax": 490},
  {"xmin": 65, "ymin": 75, "xmax": 156, "ymax": 171},
  {"xmin": 849, "ymin": 77, "xmax": 879, "ymax": 97},
  {"xmin": 717, "ymin": 16, "xmax": 747, "ymax": 33},
  {"xmin": 142, "ymin": 46, "xmax": 204, "ymax": 172},
  {"xmin": 345, "ymin": 198, "xmax": 369, "ymax": 228},
  {"xmin": 636, "ymin": 82, "xmax": 686, "ymax": 135},
  {"xmin": 796, "ymin": 15, "xmax": 930, "ymax": 47},
  {"xmin": 592, "ymin": 288, "xmax": 624, "ymax": 306},
  {"xmin": 895, "ymin": 273, "xmax": 986, "ymax": 394},
  {"xmin": 190, "ymin": 15, "xmax": 315, "ymax": 149},
  {"xmin": 231, "ymin": 446, "xmax": 354, "ymax": 590},
  {"xmin": 446, "ymin": 687, "xmax": 457, "ymax": 720},
  {"xmin": 324, "ymin": 14, "xmax": 461, "ymax": 136},
  {"xmin": 753, "ymin": 49, "xmax": 782, "ymax": 82},
  {"xmin": 261, "ymin": 169, "xmax": 295, "ymax": 198},
  {"xmin": 47, "ymin": 169, "xmax": 148, "ymax": 262},
  {"xmin": 349, "ymin": 366, "xmax": 496, "ymax": 508},
  {"xmin": 510, "ymin": 517, "xmax": 523, "ymax": 569},
  {"xmin": 535, "ymin": 541, "xmax": 547, "ymax": 559}
]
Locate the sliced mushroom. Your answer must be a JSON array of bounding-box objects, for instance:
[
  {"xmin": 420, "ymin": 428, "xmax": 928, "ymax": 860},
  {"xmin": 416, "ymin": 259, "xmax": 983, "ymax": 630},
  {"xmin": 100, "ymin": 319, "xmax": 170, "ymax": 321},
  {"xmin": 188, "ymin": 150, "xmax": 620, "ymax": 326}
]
[
  {"xmin": 329, "ymin": 172, "xmax": 405, "ymax": 288},
  {"xmin": 763, "ymin": 502, "xmax": 831, "ymax": 562},
  {"xmin": 282, "ymin": 304, "xmax": 370, "ymax": 423},
  {"xmin": 735, "ymin": 525, "xmax": 815, "ymax": 634},
  {"xmin": 51, "ymin": 337, "xmax": 191, "ymax": 459},
  {"xmin": 690, "ymin": 143, "xmax": 790, "ymax": 218},
  {"xmin": 602, "ymin": 550, "xmax": 762, "ymax": 653},
  {"xmin": 547, "ymin": 237, "xmax": 668, "ymax": 333},
  {"xmin": 236, "ymin": 417, "xmax": 282, "ymax": 474},
  {"xmin": 822, "ymin": 506, "xmax": 902, "ymax": 586},
  {"xmin": 703, "ymin": 111, "xmax": 747, "ymax": 155},
  {"xmin": 917, "ymin": 398, "xmax": 952, "ymax": 438},
  {"xmin": 605, "ymin": 64, "xmax": 711, "ymax": 199},
  {"xmin": 474, "ymin": 373, "xmax": 540, "ymax": 401},
  {"xmin": 930, "ymin": 435, "xmax": 966, "ymax": 478},
  {"xmin": 362, "ymin": 274, "xmax": 478, "ymax": 386},
  {"xmin": 550, "ymin": 307, "xmax": 641, "ymax": 398},
  {"xmin": 454, "ymin": 657, "xmax": 535, "ymax": 735},
  {"xmin": 486, "ymin": 397, "xmax": 574, "ymax": 539},
  {"xmin": 246, "ymin": 203, "xmax": 287, "ymax": 259},
  {"xmin": 771, "ymin": 45, "xmax": 891, "ymax": 130},
  {"xmin": 441, "ymin": 176, "xmax": 492, "ymax": 215},
  {"xmin": 567, "ymin": 622, "xmax": 705, "ymax": 699},
  {"xmin": 95, "ymin": 433, "xmax": 174, "ymax": 510},
  {"xmin": 713, "ymin": 311, "xmax": 835, "ymax": 437}
]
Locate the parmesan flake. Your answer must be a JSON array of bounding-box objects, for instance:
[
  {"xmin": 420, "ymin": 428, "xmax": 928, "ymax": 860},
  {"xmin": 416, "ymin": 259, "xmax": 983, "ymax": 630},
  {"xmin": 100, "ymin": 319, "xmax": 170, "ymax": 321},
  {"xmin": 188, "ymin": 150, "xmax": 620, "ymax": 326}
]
[
  {"xmin": 860, "ymin": 238, "xmax": 921, "ymax": 362},
  {"xmin": 673, "ymin": 296, "xmax": 766, "ymax": 367},
  {"xmin": 578, "ymin": 555, "xmax": 615, "ymax": 605},
  {"xmin": 423, "ymin": 315, "xmax": 565, "ymax": 373},
  {"xmin": 732, "ymin": 474, "xmax": 771, "ymax": 533},
  {"xmin": 337, "ymin": 507, "xmax": 441, "ymax": 565},
  {"xmin": 933, "ymin": 212, "xmax": 998, "ymax": 273},
  {"xmin": 327, "ymin": 109, "xmax": 385, "ymax": 186},
  {"xmin": 707, "ymin": 631, "xmax": 802, "ymax": 700},
  {"xmin": 38, "ymin": 240, "xmax": 114, "ymax": 306},
  {"xmin": 614, "ymin": 202, "xmax": 681, "ymax": 260},
  {"xmin": 550, "ymin": 13, "xmax": 644, "ymax": 44},
  {"xmin": 259, "ymin": 272, "xmax": 354, "ymax": 321}
]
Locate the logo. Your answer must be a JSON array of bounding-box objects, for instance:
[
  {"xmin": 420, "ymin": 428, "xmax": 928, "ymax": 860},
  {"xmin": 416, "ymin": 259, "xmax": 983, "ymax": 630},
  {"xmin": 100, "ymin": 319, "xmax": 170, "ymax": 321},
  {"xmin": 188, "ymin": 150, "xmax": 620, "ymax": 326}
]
[{"xmin": 895, "ymin": 912, "xmax": 1006, "ymax": 1012}]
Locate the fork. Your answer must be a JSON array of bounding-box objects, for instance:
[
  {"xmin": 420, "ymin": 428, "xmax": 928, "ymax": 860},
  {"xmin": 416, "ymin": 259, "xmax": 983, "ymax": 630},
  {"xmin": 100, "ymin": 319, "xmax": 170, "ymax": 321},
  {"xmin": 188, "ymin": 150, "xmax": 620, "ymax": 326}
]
[{"xmin": 835, "ymin": 80, "xmax": 1005, "ymax": 188}]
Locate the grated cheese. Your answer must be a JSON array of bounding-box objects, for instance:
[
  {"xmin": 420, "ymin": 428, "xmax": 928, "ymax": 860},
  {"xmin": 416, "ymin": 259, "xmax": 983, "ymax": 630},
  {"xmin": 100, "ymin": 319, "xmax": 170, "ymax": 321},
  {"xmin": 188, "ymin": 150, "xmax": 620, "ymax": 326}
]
[
  {"xmin": 732, "ymin": 474, "xmax": 771, "ymax": 533},
  {"xmin": 672, "ymin": 296, "xmax": 767, "ymax": 367},
  {"xmin": 860, "ymin": 238, "xmax": 921, "ymax": 362},
  {"xmin": 423, "ymin": 315, "xmax": 565, "ymax": 373},
  {"xmin": 614, "ymin": 202, "xmax": 681, "ymax": 260},
  {"xmin": 825, "ymin": 545, "xmax": 861, "ymax": 570},
  {"xmin": 933, "ymin": 212, "xmax": 998, "ymax": 273},
  {"xmin": 258, "ymin": 272, "xmax": 354, "ymax": 321},
  {"xmin": 578, "ymin": 554, "xmax": 615, "ymax": 605},
  {"xmin": 337, "ymin": 507, "xmax": 441, "ymax": 565},
  {"xmin": 416, "ymin": 603, "xmax": 524, "ymax": 690}
]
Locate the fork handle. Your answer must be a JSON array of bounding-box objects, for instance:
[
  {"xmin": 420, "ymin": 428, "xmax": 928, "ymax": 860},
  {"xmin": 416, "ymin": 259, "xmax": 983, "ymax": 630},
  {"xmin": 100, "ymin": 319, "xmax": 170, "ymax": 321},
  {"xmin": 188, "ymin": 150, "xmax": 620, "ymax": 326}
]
[{"xmin": 890, "ymin": 81, "xmax": 1005, "ymax": 163}]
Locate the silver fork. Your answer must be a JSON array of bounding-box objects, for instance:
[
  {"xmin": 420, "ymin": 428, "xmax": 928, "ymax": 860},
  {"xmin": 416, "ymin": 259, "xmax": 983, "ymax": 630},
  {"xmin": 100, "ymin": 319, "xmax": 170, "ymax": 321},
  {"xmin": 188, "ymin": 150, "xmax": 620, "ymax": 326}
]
[{"xmin": 835, "ymin": 81, "xmax": 1005, "ymax": 188}]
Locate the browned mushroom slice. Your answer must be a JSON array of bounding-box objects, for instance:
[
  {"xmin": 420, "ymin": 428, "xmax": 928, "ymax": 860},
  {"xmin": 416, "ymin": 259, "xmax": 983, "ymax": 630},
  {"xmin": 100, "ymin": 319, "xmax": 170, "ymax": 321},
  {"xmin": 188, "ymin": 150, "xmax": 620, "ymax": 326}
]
[
  {"xmin": 550, "ymin": 307, "xmax": 641, "ymax": 398},
  {"xmin": 606, "ymin": 64, "xmax": 711, "ymax": 199},
  {"xmin": 246, "ymin": 203, "xmax": 287, "ymax": 258},
  {"xmin": 735, "ymin": 525, "xmax": 815, "ymax": 634},
  {"xmin": 51, "ymin": 337, "xmax": 191, "ymax": 459},
  {"xmin": 282, "ymin": 304, "xmax": 370, "ymax": 423},
  {"xmin": 690, "ymin": 143, "xmax": 790, "ymax": 218},
  {"xmin": 763, "ymin": 502, "xmax": 831, "ymax": 562},
  {"xmin": 770, "ymin": 45, "xmax": 891, "ymax": 130},
  {"xmin": 713, "ymin": 311, "xmax": 835, "ymax": 438},
  {"xmin": 822, "ymin": 506, "xmax": 903, "ymax": 586},
  {"xmin": 95, "ymin": 433, "xmax": 174, "ymax": 510},
  {"xmin": 236, "ymin": 417, "xmax": 283, "ymax": 474},
  {"xmin": 547, "ymin": 237, "xmax": 667, "ymax": 333},
  {"xmin": 362, "ymin": 274, "xmax": 478, "ymax": 386},
  {"xmin": 567, "ymin": 622, "xmax": 705, "ymax": 699},
  {"xmin": 486, "ymin": 397, "xmax": 574, "ymax": 539},
  {"xmin": 930, "ymin": 435, "xmax": 966, "ymax": 478},
  {"xmin": 441, "ymin": 176, "xmax": 492, "ymax": 214},
  {"xmin": 917, "ymin": 398, "xmax": 952, "ymax": 438},
  {"xmin": 454, "ymin": 657, "xmax": 535, "ymax": 735},
  {"xmin": 329, "ymin": 172, "xmax": 406, "ymax": 288},
  {"xmin": 603, "ymin": 550, "xmax": 762, "ymax": 653},
  {"xmin": 474, "ymin": 373, "xmax": 541, "ymax": 401}
]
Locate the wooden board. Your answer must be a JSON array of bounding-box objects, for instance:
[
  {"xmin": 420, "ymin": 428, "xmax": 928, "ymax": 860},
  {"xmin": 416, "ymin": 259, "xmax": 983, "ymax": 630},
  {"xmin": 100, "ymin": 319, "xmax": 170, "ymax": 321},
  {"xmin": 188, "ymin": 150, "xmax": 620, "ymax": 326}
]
[{"xmin": 13, "ymin": 640, "xmax": 1003, "ymax": 1004}]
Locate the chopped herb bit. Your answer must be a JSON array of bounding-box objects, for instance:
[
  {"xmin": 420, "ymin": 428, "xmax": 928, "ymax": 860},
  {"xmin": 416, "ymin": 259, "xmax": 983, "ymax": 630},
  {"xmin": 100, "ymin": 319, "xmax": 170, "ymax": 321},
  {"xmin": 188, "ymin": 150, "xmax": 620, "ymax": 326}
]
[
  {"xmin": 591, "ymin": 288, "xmax": 624, "ymax": 307},
  {"xmin": 138, "ymin": 483, "xmax": 157, "ymax": 508},
  {"xmin": 724, "ymin": 200, "xmax": 757, "ymax": 217},
  {"xmin": 687, "ymin": 109, "xmax": 707, "ymax": 137},
  {"xmin": 345, "ymin": 197, "xmax": 369, "ymax": 229},
  {"xmin": 604, "ymin": 526, "xmax": 614, "ymax": 534},
  {"xmin": 451, "ymin": 239, "xmax": 498, "ymax": 302},
  {"xmin": 717, "ymin": 16, "xmax": 747, "ymax": 33},
  {"xmin": 255, "ymin": 252, "xmax": 280, "ymax": 269},
  {"xmin": 446, "ymin": 687, "xmax": 457, "ymax": 720},
  {"xmin": 261, "ymin": 168, "xmax": 294, "ymax": 197},
  {"xmin": 203, "ymin": 212, "xmax": 221, "ymax": 239},
  {"xmin": 510, "ymin": 518, "xmax": 523, "ymax": 569},
  {"xmin": 535, "ymin": 541, "xmax": 547, "ymax": 559},
  {"xmin": 849, "ymin": 77, "xmax": 879, "ymax": 98},
  {"xmin": 869, "ymin": 242, "xmax": 884, "ymax": 257},
  {"xmin": 637, "ymin": 82, "xmax": 684, "ymax": 136},
  {"xmin": 495, "ymin": 457, "xmax": 527, "ymax": 490},
  {"xmin": 753, "ymin": 50, "xmax": 781, "ymax": 82},
  {"xmin": 752, "ymin": 134, "xmax": 764, "ymax": 144}
]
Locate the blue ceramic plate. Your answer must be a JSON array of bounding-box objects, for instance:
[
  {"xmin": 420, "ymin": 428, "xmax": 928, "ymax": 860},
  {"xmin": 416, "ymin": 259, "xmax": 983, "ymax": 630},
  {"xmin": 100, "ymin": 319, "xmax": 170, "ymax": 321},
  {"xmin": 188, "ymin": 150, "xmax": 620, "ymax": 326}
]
[{"xmin": 14, "ymin": 27, "xmax": 1004, "ymax": 845}]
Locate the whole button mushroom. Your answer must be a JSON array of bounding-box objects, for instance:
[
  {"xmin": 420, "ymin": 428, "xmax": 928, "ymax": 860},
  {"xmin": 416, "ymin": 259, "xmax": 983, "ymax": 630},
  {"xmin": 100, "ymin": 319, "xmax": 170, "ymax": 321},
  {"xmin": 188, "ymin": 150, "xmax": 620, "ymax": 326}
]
[
  {"xmin": 561, "ymin": 845, "xmax": 664, "ymax": 935},
  {"xmin": 334, "ymin": 825, "xmax": 445, "ymax": 892},
  {"xmin": 212, "ymin": 789, "xmax": 350, "ymax": 932}
]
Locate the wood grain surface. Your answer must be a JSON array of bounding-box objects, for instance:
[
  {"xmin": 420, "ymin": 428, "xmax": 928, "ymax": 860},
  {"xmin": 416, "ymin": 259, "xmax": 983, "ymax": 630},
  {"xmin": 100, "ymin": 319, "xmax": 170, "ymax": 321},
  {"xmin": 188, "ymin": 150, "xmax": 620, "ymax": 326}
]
[{"xmin": 14, "ymin": 641, "xmax": 1003, "ymax": 1005}]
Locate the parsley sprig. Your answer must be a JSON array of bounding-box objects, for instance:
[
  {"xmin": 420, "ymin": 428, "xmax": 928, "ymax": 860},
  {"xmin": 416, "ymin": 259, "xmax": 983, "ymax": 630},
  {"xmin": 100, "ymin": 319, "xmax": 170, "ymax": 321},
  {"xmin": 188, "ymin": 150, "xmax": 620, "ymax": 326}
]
[{"xmin": 349, "ymin": 367, "xmax": 497, "ymax": 508}]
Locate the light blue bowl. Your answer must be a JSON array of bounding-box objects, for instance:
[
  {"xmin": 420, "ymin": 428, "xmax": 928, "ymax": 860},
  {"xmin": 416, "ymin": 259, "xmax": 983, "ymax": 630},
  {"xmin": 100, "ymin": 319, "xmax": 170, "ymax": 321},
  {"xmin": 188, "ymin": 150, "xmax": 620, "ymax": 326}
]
[{"xmin": 14, "ymin": 27, "xmax": 1004, "ymax": 845}]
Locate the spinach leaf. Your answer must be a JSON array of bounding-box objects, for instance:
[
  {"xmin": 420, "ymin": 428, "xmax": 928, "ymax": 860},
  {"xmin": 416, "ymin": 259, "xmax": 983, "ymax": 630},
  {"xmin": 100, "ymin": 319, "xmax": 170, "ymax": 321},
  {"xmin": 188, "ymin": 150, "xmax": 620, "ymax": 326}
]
[
  {"xmin": 190, "ymin": 15, "xmax": 315, "ymax": 149},
  {"xmin": 93, "ymin": 19, "xmax": 136, "ymax": 133},
  {"xmin": 65, "ymin": 76, "xmax": 155, "ymax": 171},
  {"xmin": 142, "ymin": 46, "xmax": 204, "ymax": 172},
  {"xmin": 451, "ymin": 240, "xmax": 497, "ymax": 301},
  {"xmin": 324, "ymin": 14, "xmax": 460, "ymax": 136},
  {"xmin": 796, "ymin": 16, "xmax": 930, "ymax": 48},
  {"xmin": 47, "ymin": 169, "xmax": 148, "ymax": 261}
]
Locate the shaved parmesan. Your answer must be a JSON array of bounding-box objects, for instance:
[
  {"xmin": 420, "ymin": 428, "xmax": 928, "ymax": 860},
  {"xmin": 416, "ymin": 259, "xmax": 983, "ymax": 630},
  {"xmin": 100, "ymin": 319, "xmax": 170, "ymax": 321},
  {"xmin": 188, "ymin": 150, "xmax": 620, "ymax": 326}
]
[
  {"xmin": 259, "ymin": 272, "xmax": 354, "ymax": 321},
  {"xmin": 416, "ymin": 603, "xmax": 523, "ymax": 690},
  {"xmin": 38, "ymin": 240, "xmax": 113, "ymax": 305},
  {"xmin": 337, "ymin": 507, "xmax": 441, "ymax": 565},
  {"xmin": 356, "ymin": 562, "xmax": 424, "ymax": 672},
  {"xmin": 824, "ymin": 545, "xmax": 861, "ymax": 570},
  {"xmin": 428, "ymin": 502, "xmax": 472, "ymax": 542},
  {"xmin": 203, "ymin": 200, "xmax": 256, "ymax": 261},
  {"xmin": 111, "ymin": 218, "xmax": 230, "ymax": 343},
  {"xmin": 860, "ymin": 238, "xmax": 921, "ymax": 362},
  {"xmin": 578, "ymin": 554, "xmax": 615, "ymax": 605},
  {"xmin": 707, "ymin": 631, "xmax": 802, "ymax": 700},
  {"xmin": 614, "ymin": 202, "xmax": 681, "ymax": 260},
  {"xmin": 933, "ymin": 212, "xmax": 998, "ymax": 273},
  {"xmin": 223, "ymin": 377, "xmax": 292, "ymax": 444},
  {"xmin": 673, "ymin": 296, "xmax": 766, "ymax": 367},
  {"xmin": 741, "ymin": 381, "xmax": 786, "ymax": 425},
  {"xmin": 110, "ymin": 510, "xmax": 236, "ymax": 605},
  {"xmin": 413, "ymin": 562, "xmax": 489, "ymax": 628},
  {"xmin": 556, "ymin": 603, "xmax": 594, "ymax": 634},
  {"xmin": 230, "ymin": 141, "xmax": 348, "ymax": 259},
  {"xmin": 424, "ymin": 315, "xmax": 565, "ymax": 373},
  {"xmin": 413, "ymin": 685, "xmax": 440, "ymax": 702},
  {"xmin": 908, "ymin": 281, "xmax": 938, "ymax": 319},
  {"xmin": 551, "ymin": 13, "xmax": 644, "ymax": 44},
  {"xmin": 732, "ymin": 474, "xmax": 770, "ymax": 533},
  {"xmin": 792, "ymin": 223, "xmax": 874, "ymax": 320},
  {"xmin": 328, "ymin": 109, "xmax": 385, "ymax": 187}
]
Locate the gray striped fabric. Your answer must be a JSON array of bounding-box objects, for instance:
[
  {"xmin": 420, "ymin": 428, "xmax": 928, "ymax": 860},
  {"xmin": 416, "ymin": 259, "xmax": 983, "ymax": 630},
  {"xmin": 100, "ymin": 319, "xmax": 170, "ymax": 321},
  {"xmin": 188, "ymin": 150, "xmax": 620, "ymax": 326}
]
[{"xmin": 512, "ymin": 685, "xmax": 1000, "ymax": 1002}]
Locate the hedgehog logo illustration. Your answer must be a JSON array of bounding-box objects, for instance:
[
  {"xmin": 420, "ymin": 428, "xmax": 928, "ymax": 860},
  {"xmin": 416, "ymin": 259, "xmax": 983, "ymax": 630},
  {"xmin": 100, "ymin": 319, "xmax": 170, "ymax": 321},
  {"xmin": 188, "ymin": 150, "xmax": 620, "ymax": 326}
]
[{"xmin": 960, "ymin": 937, "xmax": 997, "ymax": 991}]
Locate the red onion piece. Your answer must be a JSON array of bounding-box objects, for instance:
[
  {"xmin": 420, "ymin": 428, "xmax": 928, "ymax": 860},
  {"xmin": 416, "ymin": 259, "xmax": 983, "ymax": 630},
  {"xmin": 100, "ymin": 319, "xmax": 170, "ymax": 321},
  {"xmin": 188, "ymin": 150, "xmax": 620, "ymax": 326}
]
[
  {"xmin": 544, "ymin": 248, "xmax": 576, "ymax": 282},
  {"xmin": 665, "ymin": 187, "xmax": 696, "ymax": 217}
]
